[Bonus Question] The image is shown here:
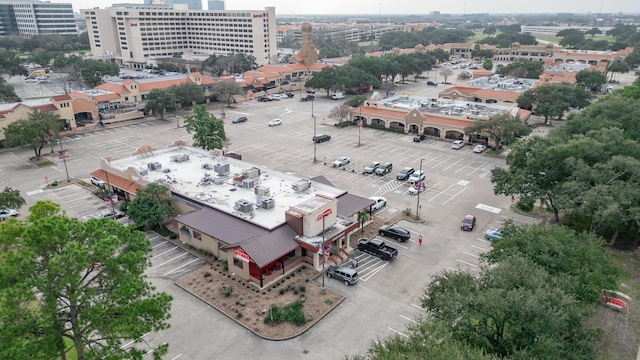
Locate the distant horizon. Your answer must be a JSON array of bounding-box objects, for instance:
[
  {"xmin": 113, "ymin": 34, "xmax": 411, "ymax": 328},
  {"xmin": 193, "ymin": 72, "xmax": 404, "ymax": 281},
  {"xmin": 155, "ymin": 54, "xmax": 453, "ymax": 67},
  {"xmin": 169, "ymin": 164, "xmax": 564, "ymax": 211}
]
[{"xmin": 42, "ymin": 0, "xmax": 638, "ymax": 16}]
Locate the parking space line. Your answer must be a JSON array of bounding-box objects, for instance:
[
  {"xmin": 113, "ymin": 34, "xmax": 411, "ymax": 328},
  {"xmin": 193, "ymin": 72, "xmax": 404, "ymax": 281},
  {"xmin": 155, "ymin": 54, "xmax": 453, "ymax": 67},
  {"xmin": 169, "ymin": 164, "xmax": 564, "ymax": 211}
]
[
  {"xmin": 152, "ymin": 241, "xmax": 168, "ymax": 248},
  {"xmin": 150, "ymin": 246, "xmax": 177, "ymax": 259},
  {"xmin": 476, "ymin": 238, "xmax": 492, "ymax": 244},
  {"xmin": 170, "ymin": 355, "xmax": 183, "ymax": 360},
  {"xmin": 471, "ymin": 245, "xmax": 488, "ymax": 251},
  {"xmin": 441, "ymin": 158, "xmax": 464, "ymax": 171},
  {"xmin": 448, "ymin": 267, "xmax": 459, "ymax": 272},
  {"xmin": 399, "ymin": 315, "xmax": 417, "ymax": 324},
  {"xmin": 390, "ymin": 242, "xmax": 408, "ymax": 250},
  {"xmin": 463, "ymin": 252, "xmax": 479, "ymax": 258},
  {"xmin": 163, "ymin": 258, "xmax": 201, "ymax": 276},
  {"xmin": 427, "ymin": 183, "xmax": 456, "ymax": 202},
  {"xmin": 388, "ymin": 327, "xmax": 408, "ymax": 338},
  {"xmin": 456, "ymin": 259, "xmax": 478, "ymax": 267},
  {"xmin": 359, "ymin": 263, "xmax": 388, "ymax": 281},
  {"xmin": 441, "ymin": 186, "xmax": 467, "ymax": 205},
  {"xmin": 453, "ymin": 160, "xmax": 477, "ymax": 174},
  {"xmin": 152, "ymin": 253, "xmax": 189, "ymax": 269},
  {"xmin": 410, "ymin": 303, "xmax": 427, "ymax": 312}
]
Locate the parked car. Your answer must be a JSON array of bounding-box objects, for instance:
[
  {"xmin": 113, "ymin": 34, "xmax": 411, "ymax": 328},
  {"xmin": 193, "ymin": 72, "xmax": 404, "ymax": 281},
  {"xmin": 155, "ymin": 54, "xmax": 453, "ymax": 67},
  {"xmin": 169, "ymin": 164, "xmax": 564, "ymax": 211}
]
[
  {"xmin": 284, "ymin": 92, "xmax": 294, "ymax": 98},
  {"xmin": 485, "ymin": 228, "xmax": 503, "ymax": 241},
  {"xmin": 426, "ymin": 81, "xmax": 437, "ymax": 86},
  {"xmin": 369, "ymin": 196, "xmax": 387, "ymax": 211},
  {"xmin": 267, "ymin": 94, "xmax": 281, "ymax": 101},
  {"xmin": 25, "ymin": 78, "xmax": 37, "ymax": 83},
  {"xmin": 0, "ymin": 209, "xmax": 19, "ymax": 221},
  {"xmin": 375, "ymin": 162, "xmax": 393, "ymax": 175},
  {"xmin": 90, "ymin": 176, "xmax": 105, "ymax": 187},
  {"xmin": 363, "ymin": 161, "xmax": 381, "ymax": 174},
  {"xmin": 333, "ymin": 156, "xmax": 350, "ymax": 168},
  {"xmin": 99, "ymin": 210, "xmax": 126, "ymax": 220},
  {"xmin": 312, "ymin": 134, "xmax": 331, "ymax": 143},
  {"xmin": 306, "ymin": 89, "xmax": 316, "ymax": 94},
  {"xmin": 396, "ymin": 167, "xmax": 415, "ymax": 181},
  {"xmin": 232, "ymin": 116, "xmax": 248, "ymax": 124},
  {"xmin": 301, "ymin": 94, "xmax": 314, "ymax": 102},
  {"xmin": 268, "ymin": 119, "xmax": 282, "ymax": 127},
  {"xmin": 357, "ymin": 238, "xmax": 398, "ymax": 260},
  {"xmin": 408, "ymin": 181, "xmax": 426, "ymax": 195},
  {"xmin": 461, "ymin": 215, "xmax": 476, "ymax": 231},
  {"xmin": 257, "ymin": 97, "xmax": 271, "ymax": 102},
  {"xmin": 379, "ymin": 225, "xmax": 411, "ymax": 242},
  {"xmin": 452, "ymin": 140, "xmax": 465, "ymax": 149},
  {"xmin": 408, "ymin": 170, "xmax": 426, "ymax": 185},
  {"xmin": 473, "ymin": 144, "xmax": 487, "ymax": 153},
  {"xmin": 326, "ymin": 265, "xmax": 358, "ymax": 286},
  {"xmin": 331, "ymin": 92, "xmax": 345, "ymax": 100},
  {"xmin": 413, "ymin": 134, "xmax": 427, "ymax": 142}
]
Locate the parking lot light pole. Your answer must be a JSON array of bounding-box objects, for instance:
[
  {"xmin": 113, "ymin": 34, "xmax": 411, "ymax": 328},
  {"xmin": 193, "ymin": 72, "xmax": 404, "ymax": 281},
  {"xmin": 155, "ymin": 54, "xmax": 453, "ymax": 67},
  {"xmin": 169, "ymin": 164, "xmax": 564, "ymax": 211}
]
[
  {"xmin": 58, "ymin": 137, "xmax": 70, "ymax": 182},
  {"xmin": 416, "ymin": 158, "xmax": 424, "ymax": 220},
  {"xmin": 312, "ymin": 96, "xmax": 317, "ymax": 163},
  {"xmin": 103, "ymin": 169, "xmax": 117, "ymax": 215},
  {"xmin": 321, "ymin": 214, "xmax": 326, "ymax": 294}
]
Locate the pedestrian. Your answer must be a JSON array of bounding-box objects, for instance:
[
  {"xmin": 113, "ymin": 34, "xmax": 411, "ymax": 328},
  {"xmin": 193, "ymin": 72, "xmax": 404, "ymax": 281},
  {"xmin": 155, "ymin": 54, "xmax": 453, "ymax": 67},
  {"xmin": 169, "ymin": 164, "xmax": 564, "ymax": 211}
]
[{"xmin": 418, "ymin": 234, "xmax": 423, "ymax": 246}]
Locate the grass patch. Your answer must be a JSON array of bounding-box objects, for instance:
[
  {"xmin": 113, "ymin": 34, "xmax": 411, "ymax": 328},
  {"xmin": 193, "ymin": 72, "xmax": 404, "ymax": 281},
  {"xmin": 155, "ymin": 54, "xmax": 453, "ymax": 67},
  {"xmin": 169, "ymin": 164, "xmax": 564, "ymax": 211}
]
[{"xmin": 263, "ymin": 300, "xmax": 306, "ymax": 326}]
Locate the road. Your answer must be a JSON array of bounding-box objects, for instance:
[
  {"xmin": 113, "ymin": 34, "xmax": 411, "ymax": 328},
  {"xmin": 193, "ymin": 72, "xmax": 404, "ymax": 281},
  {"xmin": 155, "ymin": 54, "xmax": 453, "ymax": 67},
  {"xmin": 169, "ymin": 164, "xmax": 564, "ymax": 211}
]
[{"xmin": 1, "ymin": 78, "xmax": 538, "ymax": 359}]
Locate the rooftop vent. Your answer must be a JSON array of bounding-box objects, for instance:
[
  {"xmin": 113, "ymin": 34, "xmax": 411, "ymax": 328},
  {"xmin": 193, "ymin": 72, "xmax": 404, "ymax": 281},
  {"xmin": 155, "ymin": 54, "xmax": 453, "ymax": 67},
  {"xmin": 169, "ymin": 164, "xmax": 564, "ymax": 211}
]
[
  {"xmin": 255, "ymin": 185, "xmax": 270, "ymax": 196},
  {"xmin": 147, "ymin": 162, "xmax": 162, "ymax": 171},
  {"xmin": 214, "ymin": 163, "xmax": 230, "ymax": 176},
  {"xmin": 243, "ymin": 167, "xmax": 260, "ymax": 179},
  {"xmin": 242, "ymin": 178, "xmax": 255, "ymax": 189},
  {"xmin": 292, "ymin": 179, "xmax": 311, "ymax": 192},
  {"xmin": 202, "ymin": 163, "xmax": 213, "ymax": 170},
  {"xmin": 257, "ymin": 197, "xmax": 275, "ymax": 210},
  {"xmin": 234, "ymin": 200, "xmax": 253, "ymax": 213},
  {"xmin": 170, "ymin": 154, "xmax": 189, "ymax": 162},
  {"xmin": 137, "ymin": 167, "xmax": 148, "ymax": 176}
]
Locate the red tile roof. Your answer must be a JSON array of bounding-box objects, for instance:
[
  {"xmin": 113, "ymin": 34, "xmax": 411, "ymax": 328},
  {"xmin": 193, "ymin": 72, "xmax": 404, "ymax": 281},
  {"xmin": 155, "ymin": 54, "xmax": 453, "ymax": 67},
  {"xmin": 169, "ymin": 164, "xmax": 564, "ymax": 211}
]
[
  {"xmin": 51, "ymin": 94, "xmax": 72, "ymax": 102},
  {"xmin": 90, "ymin": 170, "xmax": 144, "ymax": 194}
]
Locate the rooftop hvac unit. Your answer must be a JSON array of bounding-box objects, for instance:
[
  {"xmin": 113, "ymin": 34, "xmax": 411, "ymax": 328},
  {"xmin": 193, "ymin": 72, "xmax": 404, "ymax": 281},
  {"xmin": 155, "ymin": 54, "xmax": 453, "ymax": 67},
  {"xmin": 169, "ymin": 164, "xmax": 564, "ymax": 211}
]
[
  {"xmin": 202, "ymin": 163, "xmax": 213, "ymax": 170},
  {"xmin": 137, "ymin": 167, "xmax": 148, "ymax": 176},
  {"xmin": 243, "ymin": 168, "xmax": 260, "ymax": 179},
  {"xmin": 234, "ymin": 200, "xmax": 253, "ymax": 213},
  {"xmin": 170, "ymin": 154, "xmax": 189, "ymax": 163},
  {"xmin": 258, "ymin": 197, "xmax": 275, "ymax": 210},
  {"xmin": 255, "ymin": 185, "xmax": 270, "ymax": 196},
  {"xmin": 147, "ymin": 162, "xmax": 162, "ymax": 171},
  {"xmin": 292, "ymin": 179, "xmax": 311, "ymax": 192},
  {"xmin": 242, "ymin": 178, "xmax": 255, "ymax": 188},
  {"xmin": 214, "ymin": 163, "xmax": 230, "ymax": 176}
]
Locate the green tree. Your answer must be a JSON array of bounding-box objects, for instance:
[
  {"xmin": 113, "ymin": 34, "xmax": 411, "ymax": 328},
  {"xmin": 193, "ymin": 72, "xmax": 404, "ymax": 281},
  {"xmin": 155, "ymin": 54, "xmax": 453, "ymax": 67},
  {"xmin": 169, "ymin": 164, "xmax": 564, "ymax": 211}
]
[
  {"xmin": 482, "ymin": 224, "xmax": 621, "ymax": 302},
  {"xmin": 483, "ymin": 26, "xmax": 497, "ymax": 36},
  {"xmin": 0, "ymin": 217, "xmax": 24, "ymax": 251},
  {"xmin": 350, "ymin": 320, "xmax": 499, "ymax": 360},
  {"xmin": 517, "ymin": 83, "xmax": 591, "ymax": 125},
  {"xmin": 209, "ymin": 81, "xmax": 242, "ymax": 108},
  {"xmin": 463, "ymin": 114, "xmax": 530, "ymax": 151},
  {"xmin": 422, "ymin": 256, "xmax": 595, "ymax": 359},
  {"xmin": 556, "ymin": 28, "xmax": 583, "ymax": 37},
  {"xmin": 0, "ymin": 75, "xmax": 22, "ymax": 103},
  {"xmin": 183, "ymin": 105, "xmax": 226, "ymax": 151},
  {"xmin": 585, "ymin": 27, "xmax": 602, "ymax": 38},
  {"xmin": 76, "ymin": 59, "xmax": 119, "ymax": 87},
  {"xmin": 0, "ymin": 51, "xmax": 28, "ymax": 76},
  {"xmin": 0, "ymin": 187, "xmax": 25, "ymax": 210},
  {"xmin": 0, "ymin": 215, "xmax": 173, "ymax": 359},
  {"xmin": 615, "ymin": 84, "xmax": 640, "ymax": 99},
  {"xmin": 127, "ymin": 183, "xmax": 175, "ymax": 230},
  {"xmin": 427, "ymin": 48, "xmax": 450, "ymax": 64},
  {"xmin": 491, "ymin": 136, "xmax": 566, "ymax": 221},
  {"xmin": 575, "ymin": 69, "xmax": 607, "ymax": 92},
  {"xmin": 471, "ymin": 45, "xmax": 495, "ymax": 60},
  {"xmin": 393, "ymin": 54, "xmax": 420, "ymax": 83},
  {"xmin": 624, "ymin": 49, "xmax": 640, "ymax": 67},
  {"xmin": 496, "ymin": 58, "xmax": 543, "ymax": 79},
  {"xmin": 170, "ymin": 82, "xmax": 206, "ymax": 109},
  {"xmin": 606, "ymin": 60, "xmax": 630, "ymax": 82},
  {"xmin": 2, "ymin": 110, "xmax": 62, "ymax": 159},
  {"xmin": 482, "ymin": 58, "xmax": 493, "ymax": 71},
  {"xmin": 346, "ymin": 94, "xmax": 367, "ymax": 108},
  {"xmin": 305, "ymin": 67, "xmax": 339, "ymax": 95},
  {"xmin": 357, "ymin": 211, "xmax": 368, "ymax": 233},
  {"xmin": 144, "ymin": 89, "xmax": 176, "ymax": 119},
  {"xmin": 26, "ymin": 200, "xmax": 63, "ymax": 222}
]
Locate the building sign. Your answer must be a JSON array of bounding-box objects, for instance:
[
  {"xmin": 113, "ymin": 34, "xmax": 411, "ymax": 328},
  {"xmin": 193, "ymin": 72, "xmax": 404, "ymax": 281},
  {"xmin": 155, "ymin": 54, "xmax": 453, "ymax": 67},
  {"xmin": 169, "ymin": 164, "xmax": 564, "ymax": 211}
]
[
  {"xmin": 316, "ymin": 208, "xmax": 332, "ymax": 221},
  {"xmin": 234, "ymin": 248, "xmax": 252, "ymax": 262},
  {"xmin": 252, "ymin": 14, "xmax": 262, "ymax": 18},
  {"xmin": 130, "ymin": 23, "xmax": 137, "ymax": 26}
]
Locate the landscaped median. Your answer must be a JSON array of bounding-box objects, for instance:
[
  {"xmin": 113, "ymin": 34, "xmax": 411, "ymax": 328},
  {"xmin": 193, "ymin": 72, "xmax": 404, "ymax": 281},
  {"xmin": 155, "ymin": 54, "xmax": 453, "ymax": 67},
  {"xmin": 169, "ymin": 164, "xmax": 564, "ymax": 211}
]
[{"xmin": 175, "ymin": 262, "xmax": 344, "ymax": 340}]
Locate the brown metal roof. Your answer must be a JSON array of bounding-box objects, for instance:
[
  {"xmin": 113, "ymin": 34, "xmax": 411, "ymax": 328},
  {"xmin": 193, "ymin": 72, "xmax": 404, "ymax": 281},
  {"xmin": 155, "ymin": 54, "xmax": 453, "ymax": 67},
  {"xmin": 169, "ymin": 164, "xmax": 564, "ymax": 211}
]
[
  {"xmin": 309, "ymin": 175, "xmax": 334, "ymax": 187},
  {"xmin": 337, "ymin": 193, "xmax": 375, "ymax": 218},
  {"xmin": 175, "ymin": 207, "xmax": 299, "ymax": 267}
]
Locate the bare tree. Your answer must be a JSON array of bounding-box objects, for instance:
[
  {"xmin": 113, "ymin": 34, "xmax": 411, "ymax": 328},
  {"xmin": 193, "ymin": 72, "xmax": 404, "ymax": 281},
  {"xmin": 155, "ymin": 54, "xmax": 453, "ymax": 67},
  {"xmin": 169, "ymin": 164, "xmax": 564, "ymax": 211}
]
[
  {"xmin": 440, "ymin": 68, "xmax": 453, "ymax": 84},
  {"xmin": 328, "ymin": 104, "xmax": 351, "ymax": 125}
]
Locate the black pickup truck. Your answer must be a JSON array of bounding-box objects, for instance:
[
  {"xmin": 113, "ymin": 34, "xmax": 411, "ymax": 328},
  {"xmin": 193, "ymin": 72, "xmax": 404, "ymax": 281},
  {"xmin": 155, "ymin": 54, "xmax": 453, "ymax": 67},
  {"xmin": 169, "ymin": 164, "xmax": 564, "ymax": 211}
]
[{"xmin": 357, "ymin": 238, "xmax": 398, "ymax": 261}]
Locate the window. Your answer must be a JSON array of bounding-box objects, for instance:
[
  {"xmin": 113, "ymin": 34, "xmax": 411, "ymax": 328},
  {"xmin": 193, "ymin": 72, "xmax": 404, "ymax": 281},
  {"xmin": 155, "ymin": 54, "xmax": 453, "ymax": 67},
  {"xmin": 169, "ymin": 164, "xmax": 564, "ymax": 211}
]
[{"xmin": 233, "ymin": 258, "xmax": 244, "ymax": 269}]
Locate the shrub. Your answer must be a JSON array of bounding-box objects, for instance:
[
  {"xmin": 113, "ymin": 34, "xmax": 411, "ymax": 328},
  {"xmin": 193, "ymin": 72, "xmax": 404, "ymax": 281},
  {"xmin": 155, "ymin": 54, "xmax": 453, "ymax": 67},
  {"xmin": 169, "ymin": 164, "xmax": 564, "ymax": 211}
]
[
  {"xmin": 222, "ymin": 260, "xmax": 228, "ymax": 271},
  {"xmin": 294, "ymin": 289, "xmax": 299, "ymax": 295},
  {"xmin": 119, "ymin": 201, "xmax": 130, "ymax": 213},
  {"xmin": 51, "ymin": 181, "xmax": 59, "ymax": 186},
  {"xmin": 279, "ymin": 289, "xmax": 285, "ymax": 295},
  {"xmin": 403, "ymin": 208, "xmax": 412, "ymax": 215},
  {"xmin": 298, "ymin": 285, "xmax": 306, "ymax": 293},
  {"xmin": 325, "ymin": 298, "xmax": 333, "ymax": 305},
  {"xmin": 169, "ymin": 233, "xmax": 178, "ymax": 239},
  {"xmin": 263, "ymin": 301, "xmax": 306, "ymax": 326}
]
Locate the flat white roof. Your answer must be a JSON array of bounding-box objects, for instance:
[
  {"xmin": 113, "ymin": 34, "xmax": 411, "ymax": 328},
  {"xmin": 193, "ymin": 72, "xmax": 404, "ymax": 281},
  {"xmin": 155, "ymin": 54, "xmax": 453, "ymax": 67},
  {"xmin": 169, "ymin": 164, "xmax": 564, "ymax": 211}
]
[{"xmin": 108, "ymin": 146, "xmax": 346, "ymax": 229}]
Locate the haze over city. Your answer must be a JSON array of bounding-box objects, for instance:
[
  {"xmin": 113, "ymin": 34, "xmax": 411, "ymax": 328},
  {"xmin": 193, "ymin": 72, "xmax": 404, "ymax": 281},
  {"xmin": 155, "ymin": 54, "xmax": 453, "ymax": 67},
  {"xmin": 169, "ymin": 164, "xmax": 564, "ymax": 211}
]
[{"xmin": 47, "ymin": 0, "xmax": 639, "ymax": 15}]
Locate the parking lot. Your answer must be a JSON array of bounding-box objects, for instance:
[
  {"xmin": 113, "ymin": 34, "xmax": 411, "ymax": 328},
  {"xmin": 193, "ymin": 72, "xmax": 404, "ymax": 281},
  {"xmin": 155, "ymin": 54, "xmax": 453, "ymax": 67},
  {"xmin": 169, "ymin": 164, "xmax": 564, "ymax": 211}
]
[{"xmin": 2, "ymin": 78, "xmax": 540, "ymax": 359}]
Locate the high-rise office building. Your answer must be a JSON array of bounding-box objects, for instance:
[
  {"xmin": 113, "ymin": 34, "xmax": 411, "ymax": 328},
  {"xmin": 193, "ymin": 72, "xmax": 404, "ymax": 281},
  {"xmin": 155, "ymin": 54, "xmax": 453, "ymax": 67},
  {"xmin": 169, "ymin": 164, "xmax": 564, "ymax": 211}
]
[
  {"xmin": 0, "ymin": 0, "xmax": 76, "ymax": 37},
  {"xmin": 83, "ymin": 4, "xmax": 276, "ymax": 67},
  {"xmin": 208, "ymin": 0, "xmax": 224, "ymax": 10}
]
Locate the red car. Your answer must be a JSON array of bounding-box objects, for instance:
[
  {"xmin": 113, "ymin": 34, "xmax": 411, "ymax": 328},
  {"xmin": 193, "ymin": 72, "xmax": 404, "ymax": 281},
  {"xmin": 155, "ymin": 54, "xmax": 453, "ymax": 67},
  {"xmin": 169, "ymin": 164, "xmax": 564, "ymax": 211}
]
[{"xmin": 461, "ymin": 215, "xmax": 476, "ymax": 231}]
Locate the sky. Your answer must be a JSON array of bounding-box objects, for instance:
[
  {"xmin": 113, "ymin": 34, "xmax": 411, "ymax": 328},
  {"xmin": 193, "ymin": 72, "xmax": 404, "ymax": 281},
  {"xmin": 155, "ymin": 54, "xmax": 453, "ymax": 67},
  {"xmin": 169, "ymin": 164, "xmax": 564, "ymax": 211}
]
[{"xmin": 54, "ymin": 0, "xmax": 639, "ymax": 15}]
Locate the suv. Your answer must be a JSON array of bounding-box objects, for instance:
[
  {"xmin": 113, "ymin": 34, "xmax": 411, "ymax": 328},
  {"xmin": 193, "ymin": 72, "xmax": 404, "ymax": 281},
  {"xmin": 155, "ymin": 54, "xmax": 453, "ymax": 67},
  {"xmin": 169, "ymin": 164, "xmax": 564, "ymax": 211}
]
[
  {"xmin": 379, "ymin": 225, "xmax": 411, "ymax": 242},
  {"xmin": 326, "ymin": 265, "xmax": 358, "ymax": 286},
  {"xmin": 232, "ymin": 116, "xmax": 248, "ymax": 124},
  {"xmin": 301, "ymin": 94, "xmax": 314, "ymax": 102},
  {"xmin": 364, "ymin": 161, "xmax": 381, "ymax": 174},
  {"xmin": 312, "ymin": 134, "xmax": 331, "ymax": 143},
  {"xmin": 461, "ymin": 215, "xmax": 476, "ymax": 231},
  {"xmin": 426, "ymin": 81, "xmax": 438, "ymax": 86},
  {"xmin": 90, "ymin": 176, "xmax": 105, "ymax": 187},
  {"xmin": 396, "ymin": 167, "xmax": 415, "ymax": 180},
  {"xmin": 413, "ymin": 134, "xmax": 427, "ymax": 142},
  {"xmin": 452, "ymin": 140, "xmax": 465, "ymax": 149},
  {"xmin": 375, "ymin": 162, "xmax": 393, "ymax": 175}
]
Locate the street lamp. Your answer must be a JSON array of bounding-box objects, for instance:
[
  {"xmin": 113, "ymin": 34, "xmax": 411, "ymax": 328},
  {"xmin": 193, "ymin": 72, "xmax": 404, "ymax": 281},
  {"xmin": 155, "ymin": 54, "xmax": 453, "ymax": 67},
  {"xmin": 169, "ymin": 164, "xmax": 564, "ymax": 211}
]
[
  {"xmin": 416, "ymin": 158, "xmax": 424, "ymax": 220},
  {"xmin": 312, "ymin": 95, "xmax": 317, "ymax": 163},
  {"xmin": 58, "ymin": 136, "xmax": 70, "ymax": 182},
  {"xmin": 358, "ymin": 102, "xmax": 363, "ymax": 146},
  {"xmin": 318, "ymin": 211, "xmax": 330, "ymax": 294},
  {"xmin": 103, "ymin": 169, "xmax": 117, "ymax": 215}
]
